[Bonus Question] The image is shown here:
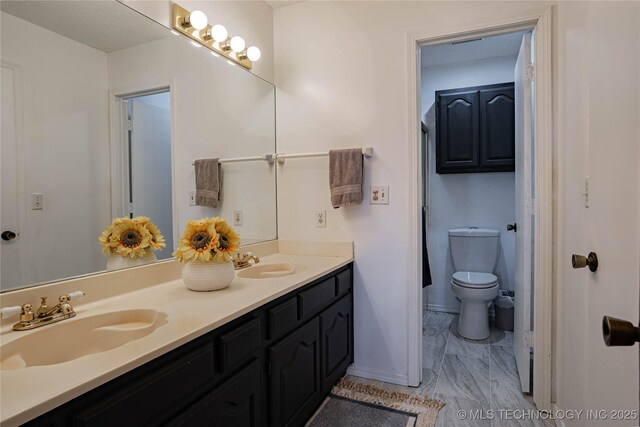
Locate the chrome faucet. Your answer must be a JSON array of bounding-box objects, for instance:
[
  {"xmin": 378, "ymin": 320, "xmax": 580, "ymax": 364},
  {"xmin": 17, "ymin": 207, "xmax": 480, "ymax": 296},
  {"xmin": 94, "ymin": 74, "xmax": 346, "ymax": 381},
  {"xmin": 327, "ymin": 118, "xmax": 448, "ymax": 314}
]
[
  {"xmin": 233, "ymin": 252, "xmax": 260, "ymax": 270},
  {"xmin": 0, "ymin": 291, "xmax": 84, "ymax": 331}
]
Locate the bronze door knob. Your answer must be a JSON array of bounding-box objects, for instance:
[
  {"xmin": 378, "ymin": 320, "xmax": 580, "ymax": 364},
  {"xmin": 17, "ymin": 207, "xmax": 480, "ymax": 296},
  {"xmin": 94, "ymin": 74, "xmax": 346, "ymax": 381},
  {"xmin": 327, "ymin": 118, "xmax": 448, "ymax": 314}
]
[
  {"xmin": 603, "ymin": 316, "xmax": 640, "ymax": 346},
  {"xmin": 507, "ymin": 223, "xmax": 517, "ymax": 232},
  {"xmin": 1, "ymin": 231, "xmax": 16, "ymax": 241},
  {"xmin": 571, "ymin": 252, "xmax": 598, "ymax": 272}
]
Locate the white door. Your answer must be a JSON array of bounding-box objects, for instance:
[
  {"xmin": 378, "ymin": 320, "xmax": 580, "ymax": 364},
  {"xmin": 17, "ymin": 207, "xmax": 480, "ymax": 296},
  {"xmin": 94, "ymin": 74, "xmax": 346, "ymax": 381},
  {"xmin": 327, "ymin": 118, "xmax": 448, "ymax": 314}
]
[
  {"xmin": 513, "ymin": 32, "xmax": 533, "ymax": 393},
  {"xmin": 1, "ymin": 65, "xmax": 23, "ymax": 291},
  {"xmin": 129, "ymin": 93, "xmax": 173, "ymax": 260},
  {"xmin": 582, "ymin": 2, "xmax": 639, "ymax": 420}
]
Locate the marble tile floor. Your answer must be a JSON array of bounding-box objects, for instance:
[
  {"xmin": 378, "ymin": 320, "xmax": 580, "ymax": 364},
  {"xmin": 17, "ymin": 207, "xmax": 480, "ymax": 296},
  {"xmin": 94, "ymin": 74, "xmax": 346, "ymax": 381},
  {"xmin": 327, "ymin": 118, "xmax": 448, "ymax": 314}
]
[{"xmin": 345, "ymin": 311, "xmax": 555, "ymax": 427}]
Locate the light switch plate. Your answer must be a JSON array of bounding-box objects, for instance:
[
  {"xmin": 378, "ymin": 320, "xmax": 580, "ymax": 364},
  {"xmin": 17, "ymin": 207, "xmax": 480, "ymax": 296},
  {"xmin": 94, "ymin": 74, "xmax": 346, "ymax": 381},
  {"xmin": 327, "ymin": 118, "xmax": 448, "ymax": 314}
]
[
  {"xmin": 315, "ymin": 210, "xmax": 326, "ymax": 228},
  {"xmin": 234, "ymin": 210, "xmax": 243, "ymax": 226},
  {"xmin": 189, "ymin": 191, "xmax": 196, "ymax": 206},
  {"xmin": 370, "ymin": 186, "xmax": 389, "ymax": 205},
  {"xmin": 31, "ymin": 193, "xmax": 43, "ymax": 210}
]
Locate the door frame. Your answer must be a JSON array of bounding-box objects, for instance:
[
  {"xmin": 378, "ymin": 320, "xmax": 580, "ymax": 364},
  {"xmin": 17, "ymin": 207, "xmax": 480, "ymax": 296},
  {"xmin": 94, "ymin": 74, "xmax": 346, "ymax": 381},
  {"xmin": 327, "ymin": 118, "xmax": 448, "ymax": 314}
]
[
  {"xmin": 406, "ymin": 7, "xmax": 553, "ymax": 410},
  {"xmin": 109, "ymin": 80, "xmax": 179, "ymax": 253},
  {"xmin": 1, "ymin": 59, "xmax": 28, "ymax": 289}
]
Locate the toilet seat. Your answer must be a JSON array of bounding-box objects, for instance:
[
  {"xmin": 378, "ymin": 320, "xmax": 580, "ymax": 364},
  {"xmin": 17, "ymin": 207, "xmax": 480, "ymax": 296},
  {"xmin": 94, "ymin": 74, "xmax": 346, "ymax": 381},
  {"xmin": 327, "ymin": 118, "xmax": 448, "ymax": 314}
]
[{"xmin": 452, "ymin": 271, "xmax": 498, "ymax": 289}]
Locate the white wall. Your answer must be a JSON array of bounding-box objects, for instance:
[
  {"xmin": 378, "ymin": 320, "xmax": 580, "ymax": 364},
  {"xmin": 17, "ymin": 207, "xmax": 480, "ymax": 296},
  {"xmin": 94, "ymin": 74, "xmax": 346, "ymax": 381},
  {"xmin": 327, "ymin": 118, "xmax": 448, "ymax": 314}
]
[
  {"xmin": 421, "ymin": 56, "xmax": 517, "ymax": 312},
  {"xmin": 273, "ymin": 0, "xmax": 552, "ymax": 385},
  {"xmin": 108, "ymin": 35, "xmax": 277, "ymax": 244},
  {"xmin": 0, "ymin": 12, "xmax": 110, "ymax": 289},
  {"xmin": 120, "ymin": 0, "xmax": 274, "ymax": 83}
]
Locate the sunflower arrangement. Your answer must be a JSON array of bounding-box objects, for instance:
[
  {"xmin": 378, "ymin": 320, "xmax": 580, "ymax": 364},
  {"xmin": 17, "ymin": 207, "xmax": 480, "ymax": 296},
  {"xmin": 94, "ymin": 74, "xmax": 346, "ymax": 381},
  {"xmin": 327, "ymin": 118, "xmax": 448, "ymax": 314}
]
[
  {"xmin": 173, "ymin": 217, "xmax": 240, "ymax": 263},
  {"xmin": 99, "ymin": 216, "xmax": 166, "ymax": 258}
]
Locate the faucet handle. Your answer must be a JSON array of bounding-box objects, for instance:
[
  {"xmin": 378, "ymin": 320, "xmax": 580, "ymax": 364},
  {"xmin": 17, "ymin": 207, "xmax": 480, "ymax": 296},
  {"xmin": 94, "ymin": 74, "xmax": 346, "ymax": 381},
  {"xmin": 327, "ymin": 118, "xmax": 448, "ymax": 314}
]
[
  {"xmin": 67, "ymin": 291, "xmax": 85, "ymax": 301},
  {"xmin": 0, "ymin": 305, "xmax": 21, "ymax": 319}
]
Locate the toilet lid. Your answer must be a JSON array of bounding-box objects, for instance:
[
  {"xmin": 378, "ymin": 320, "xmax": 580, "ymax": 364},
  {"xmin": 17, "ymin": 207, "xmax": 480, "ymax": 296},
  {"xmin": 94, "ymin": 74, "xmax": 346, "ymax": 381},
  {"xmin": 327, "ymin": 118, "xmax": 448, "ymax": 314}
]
[{"xmin": 452, "ymin": 271, "xmax": 498, "ymax": 288}]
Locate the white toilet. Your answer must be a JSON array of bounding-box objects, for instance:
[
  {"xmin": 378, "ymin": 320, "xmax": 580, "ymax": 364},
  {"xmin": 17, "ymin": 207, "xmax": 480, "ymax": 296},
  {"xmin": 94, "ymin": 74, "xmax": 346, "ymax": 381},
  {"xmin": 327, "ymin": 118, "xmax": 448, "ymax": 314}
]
[{"xmin": 449, "ymin": 227, "xmax": 500, "ymax": 340}]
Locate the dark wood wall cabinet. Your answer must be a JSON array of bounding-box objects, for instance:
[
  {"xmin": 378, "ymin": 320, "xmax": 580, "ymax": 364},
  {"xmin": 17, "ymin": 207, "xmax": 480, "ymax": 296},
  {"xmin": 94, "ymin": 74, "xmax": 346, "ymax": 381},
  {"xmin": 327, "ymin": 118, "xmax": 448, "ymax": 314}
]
[
  {"xmin": 435, "ymin": 82, "xmax": 515, "ymax": 174},
  {"xmin": 26, "ymin": 263, "xmax": 354, "ymax": 427}
]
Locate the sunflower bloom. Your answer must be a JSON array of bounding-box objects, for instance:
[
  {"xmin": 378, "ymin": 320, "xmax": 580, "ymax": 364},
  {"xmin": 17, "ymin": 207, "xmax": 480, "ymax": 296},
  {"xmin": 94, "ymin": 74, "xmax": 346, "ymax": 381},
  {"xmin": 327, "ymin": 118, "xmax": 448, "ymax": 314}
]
[
  {"xmin": 110, "ymin": 221, "xmax": 153, "ymax": 258},
  {"xmin": 210, "ymin": 217, "xmax": 241, "ymax": 263},
  {"xmin": 173, "ymin": 218, "xmax": 220, "ymax": 263},
  {"xmin": 99, "ymin": 216, "xmax": 166, "ymax": 258}
]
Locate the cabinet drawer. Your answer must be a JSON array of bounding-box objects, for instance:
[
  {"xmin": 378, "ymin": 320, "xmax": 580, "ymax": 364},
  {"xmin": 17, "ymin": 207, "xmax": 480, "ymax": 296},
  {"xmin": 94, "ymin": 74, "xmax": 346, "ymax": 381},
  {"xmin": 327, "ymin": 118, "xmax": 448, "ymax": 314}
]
[
  {"xmin": 298, "ymin": 277, "xmax": 336, "ymax": 319},
  {"xmin": 219, "ymin": 317, "xmax": 261, "ymax": 374},
  {"xmin": 268, "ymin": 297, "xmax": 298, "ymax": 339},
  {"xmin": 74, "ymin": 342, "xmax": 214, "ymax": 427},
  {"xmin": 335, "ymin": 269, "xmax": 352, "ymax": 297}
]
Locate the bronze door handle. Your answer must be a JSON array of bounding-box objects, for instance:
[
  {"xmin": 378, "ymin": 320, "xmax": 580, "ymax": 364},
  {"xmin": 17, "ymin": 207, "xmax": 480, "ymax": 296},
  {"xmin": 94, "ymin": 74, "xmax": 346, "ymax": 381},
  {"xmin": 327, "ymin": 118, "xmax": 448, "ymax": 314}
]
[
  {"xmin": 571, "ymin": 252, "xmax": 598, "ymax": 272},
  {"xmin": 603, "ymin": 316, "xmax": 640, "ymax": 346},
  {"xmin": 1, "ymin": 231, "xmax": 16, "ymax": 241},
  {"xmin": 507, "ymin": 223, "xmax": 517, "ymax": 232}
]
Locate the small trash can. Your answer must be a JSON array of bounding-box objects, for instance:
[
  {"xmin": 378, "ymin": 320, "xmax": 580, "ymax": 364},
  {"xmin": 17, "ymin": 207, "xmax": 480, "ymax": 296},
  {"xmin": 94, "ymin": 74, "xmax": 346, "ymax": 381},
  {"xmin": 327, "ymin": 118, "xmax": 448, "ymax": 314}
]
[{"xmin": 494, "ymin": 296, "xmax": 514, "ymax": 332}]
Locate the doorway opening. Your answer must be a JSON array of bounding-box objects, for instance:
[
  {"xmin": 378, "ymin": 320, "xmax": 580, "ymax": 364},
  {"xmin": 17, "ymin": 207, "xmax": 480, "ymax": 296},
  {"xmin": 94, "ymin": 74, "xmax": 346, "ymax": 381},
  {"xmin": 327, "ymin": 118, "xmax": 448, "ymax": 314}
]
[
  {"xmin": 418, "ymin": 29, "xmax": 541, "ymax": 414},
  {"xmin": 113, "ymin": 88, "xmax": 174, "ymax": 260}
]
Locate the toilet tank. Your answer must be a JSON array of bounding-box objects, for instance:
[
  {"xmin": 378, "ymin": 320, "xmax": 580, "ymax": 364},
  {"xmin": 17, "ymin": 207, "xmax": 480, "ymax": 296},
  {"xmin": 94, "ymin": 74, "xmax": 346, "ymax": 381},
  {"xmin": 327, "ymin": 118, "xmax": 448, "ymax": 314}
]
[{"xmin": 448, "ymin": 228, "xmax": 500, "ymax": 273}]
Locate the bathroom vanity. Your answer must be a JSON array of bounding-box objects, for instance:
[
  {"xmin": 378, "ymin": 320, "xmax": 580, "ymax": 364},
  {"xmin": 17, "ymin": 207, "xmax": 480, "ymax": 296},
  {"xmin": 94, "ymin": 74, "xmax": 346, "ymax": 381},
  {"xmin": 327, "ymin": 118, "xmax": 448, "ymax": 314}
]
[{"xmin": 0, "ymin": 242, "xmax": 354, "ymax": 427}]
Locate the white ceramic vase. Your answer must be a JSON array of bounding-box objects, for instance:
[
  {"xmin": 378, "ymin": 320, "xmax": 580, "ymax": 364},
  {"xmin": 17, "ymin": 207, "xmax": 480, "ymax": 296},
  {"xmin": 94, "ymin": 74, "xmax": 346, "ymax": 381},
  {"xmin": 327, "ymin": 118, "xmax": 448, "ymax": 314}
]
[
  {"xmin": 181, "ymin": 261, "xmax": 235, "ymax": 291},
  {"xmin": 107, "ymin": 251, "xmax": 157, "ymax": 271}
]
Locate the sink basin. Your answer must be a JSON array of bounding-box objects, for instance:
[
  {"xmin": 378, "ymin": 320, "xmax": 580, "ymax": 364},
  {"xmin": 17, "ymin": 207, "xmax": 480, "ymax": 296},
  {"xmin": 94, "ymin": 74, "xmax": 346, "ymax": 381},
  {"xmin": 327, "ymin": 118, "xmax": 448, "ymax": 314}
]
[
  {"xmin": 237, "ymin": 263, "xmax": 301, "ymax": 279},
  {"xmin": 0, "ymin": 309, "xmax": 167, "ymax": 371}
]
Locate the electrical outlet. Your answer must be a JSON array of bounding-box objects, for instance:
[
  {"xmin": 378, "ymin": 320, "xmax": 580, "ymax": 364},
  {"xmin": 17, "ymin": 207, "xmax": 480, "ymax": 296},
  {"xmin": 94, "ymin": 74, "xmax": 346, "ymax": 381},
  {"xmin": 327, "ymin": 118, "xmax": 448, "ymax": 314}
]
[
  {"xmin": 315, "ymin": 210, "xmax": 326, "ymax": 228},
  {"xmin": 370, "ymin": 186, "xmax": 389, "ymax": 205},
  {"xmin": 234, "ymin": 210, "xmax": 243, "ymax": 226},
  {"xmin": 31, "ymin": 193, "xmax": 43, "ymax": 210},
  {"xmin": 189, "ymin": 191, "xmax": 196, "ymax": 206}
]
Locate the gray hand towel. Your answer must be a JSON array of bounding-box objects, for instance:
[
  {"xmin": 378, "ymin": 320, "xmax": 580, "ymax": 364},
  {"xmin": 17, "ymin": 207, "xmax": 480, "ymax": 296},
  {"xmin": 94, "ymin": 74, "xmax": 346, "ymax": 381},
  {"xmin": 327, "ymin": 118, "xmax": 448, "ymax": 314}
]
[
  {"xmin": 194, "ymin": 159, "xmax": 221, "ymax": 208},
  {"xmin": 329, "ymin": 148, "xmax": 363, "ymax": 208}
]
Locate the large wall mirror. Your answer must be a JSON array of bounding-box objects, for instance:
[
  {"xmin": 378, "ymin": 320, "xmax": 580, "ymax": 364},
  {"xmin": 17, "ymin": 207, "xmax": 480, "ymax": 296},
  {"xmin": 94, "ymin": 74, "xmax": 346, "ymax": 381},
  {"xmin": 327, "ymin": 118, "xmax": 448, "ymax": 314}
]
[{"xmin": 0, "ymin": 1, "xmax": 277, "ymax": 292}]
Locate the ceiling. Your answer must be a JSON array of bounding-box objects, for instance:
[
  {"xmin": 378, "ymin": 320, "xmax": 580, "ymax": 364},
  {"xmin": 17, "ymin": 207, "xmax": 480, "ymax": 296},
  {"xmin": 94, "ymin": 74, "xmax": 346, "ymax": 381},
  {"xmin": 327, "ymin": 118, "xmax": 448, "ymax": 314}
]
[
  {"xmin": 421, "ymin": 32, "xmax": 525, "ymax": 68},
  {"xmin": 264, "ymin": 0, "xmax": 305, "ymax": 9},
  {"xmin": 0, "ymin": 0, "xmax": 169, "ymax": 53}
]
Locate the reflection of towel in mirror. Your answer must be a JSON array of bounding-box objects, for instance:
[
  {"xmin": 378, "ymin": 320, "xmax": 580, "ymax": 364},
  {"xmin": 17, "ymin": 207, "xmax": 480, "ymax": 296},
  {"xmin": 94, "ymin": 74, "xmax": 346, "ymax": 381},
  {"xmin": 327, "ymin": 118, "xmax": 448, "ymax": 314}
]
[
  {"xmin": 194, "ymin": 159, "xmax": 221, "ymax": 208},
  {"xmin": 329, "ymin": 148, "xmax": 363, "ymax": 209}
]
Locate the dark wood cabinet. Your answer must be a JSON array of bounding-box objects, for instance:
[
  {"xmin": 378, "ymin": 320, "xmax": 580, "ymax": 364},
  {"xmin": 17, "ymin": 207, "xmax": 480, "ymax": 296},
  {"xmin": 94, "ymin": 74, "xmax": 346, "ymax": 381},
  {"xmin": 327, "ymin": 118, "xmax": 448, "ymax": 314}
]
[
  {"xmin": 269, "ymin": 318, "xmax": 322, "ymax": 427},
  {"xmin": 436, "ymin": 82, "xmax": 515, "ymax": 174},
  {"xmin": 320, "ymin": 295, "xmax": 353, "ymax": 394},
  {"xmin": 167, "ymin": 360, "xmax": 263, "ymax": 427},
  {"xmin": 26, "ymin": 264, "xmax": 353, "ymax": 427}
]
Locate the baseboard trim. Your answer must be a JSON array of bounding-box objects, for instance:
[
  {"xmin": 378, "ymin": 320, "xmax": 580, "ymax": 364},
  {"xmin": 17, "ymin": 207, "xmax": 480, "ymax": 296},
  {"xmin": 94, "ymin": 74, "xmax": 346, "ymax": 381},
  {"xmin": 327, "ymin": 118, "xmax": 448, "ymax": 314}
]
[
  {"xmin": 426, "ymin": 303, "xmax": 460, "ymax": 314},
  {"xmin": 426, "ymin": 304, "xmax": 497, "ymax": 318},
  {"xmin": 346, "ymin": 365, "xmax": 410, "ymax": 386}
]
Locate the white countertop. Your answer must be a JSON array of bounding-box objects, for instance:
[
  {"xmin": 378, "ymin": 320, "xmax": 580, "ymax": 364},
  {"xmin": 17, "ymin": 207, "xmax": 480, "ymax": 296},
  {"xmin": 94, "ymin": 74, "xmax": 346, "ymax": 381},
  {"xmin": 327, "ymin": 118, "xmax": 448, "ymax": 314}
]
[{"xmin": 0, "ymin": 244, "xmax": 353, "ymax": 426}]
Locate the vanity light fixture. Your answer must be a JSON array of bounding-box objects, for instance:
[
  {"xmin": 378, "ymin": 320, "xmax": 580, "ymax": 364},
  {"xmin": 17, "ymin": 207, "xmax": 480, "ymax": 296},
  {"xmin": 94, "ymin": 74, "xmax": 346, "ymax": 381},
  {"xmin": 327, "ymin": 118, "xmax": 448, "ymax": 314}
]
[
  {"xmin": 229, "ymin": 36, "xmax": 246, "ymax": 53},
  {"xmin": 172, "ymin": 3, "xmax": 260, "ymax": 70},
  {"xmin": 246, "ymin": 46, "xmax": 261, "ymax": 61},
  {"xmin": 182, "ymin": 10, "xmax": 208, "ymax": 30}
]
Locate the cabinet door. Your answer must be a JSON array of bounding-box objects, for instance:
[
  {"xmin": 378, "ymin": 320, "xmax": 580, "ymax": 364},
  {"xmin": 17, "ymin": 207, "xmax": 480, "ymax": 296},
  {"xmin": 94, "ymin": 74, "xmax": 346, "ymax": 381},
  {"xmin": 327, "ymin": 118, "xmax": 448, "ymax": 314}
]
[
  {"xmin": 436, "ymin": 89, "xmax": 480, "ymax": 173},
  {"xmin": 320, "ymin": 295, "xmax": 353, "ymax": 394},
  {"xmin": 269, "ymin": 318, "xmax": 321, "ymax": 427},
  {"xmin": 479, "ymin": 84, "xmax": 515, "ymax": 170},
  {"xmin": 167, "ymin": 360, "xmax": 262, "ymax": 427}
]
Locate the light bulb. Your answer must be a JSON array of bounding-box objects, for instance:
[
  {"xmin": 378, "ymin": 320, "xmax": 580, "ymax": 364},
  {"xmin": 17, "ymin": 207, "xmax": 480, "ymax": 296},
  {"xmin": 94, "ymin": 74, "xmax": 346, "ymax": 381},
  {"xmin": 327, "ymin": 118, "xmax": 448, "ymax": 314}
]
[
  {"xmin": 211, "ymin": 24, "xmax": 228, "ymax": 42},
  {"xmin": 188, "ymin": 10, "xmax": 208, "ymax": 30},
  {"xmin": 230, "ymin": 36, "xmax": 245, "ymax": 53},
  {"xmin": 247, "ymin": 46, "xmax": 261, "ymax": 61}
]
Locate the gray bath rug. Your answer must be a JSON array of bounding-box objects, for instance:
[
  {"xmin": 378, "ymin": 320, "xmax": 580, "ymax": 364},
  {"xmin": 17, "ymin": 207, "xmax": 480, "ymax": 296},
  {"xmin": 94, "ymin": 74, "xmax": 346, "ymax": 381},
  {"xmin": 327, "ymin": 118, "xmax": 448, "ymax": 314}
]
[{"xmin": 306, "ymin": 378, "xmax": 445, "ymax": 427}]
